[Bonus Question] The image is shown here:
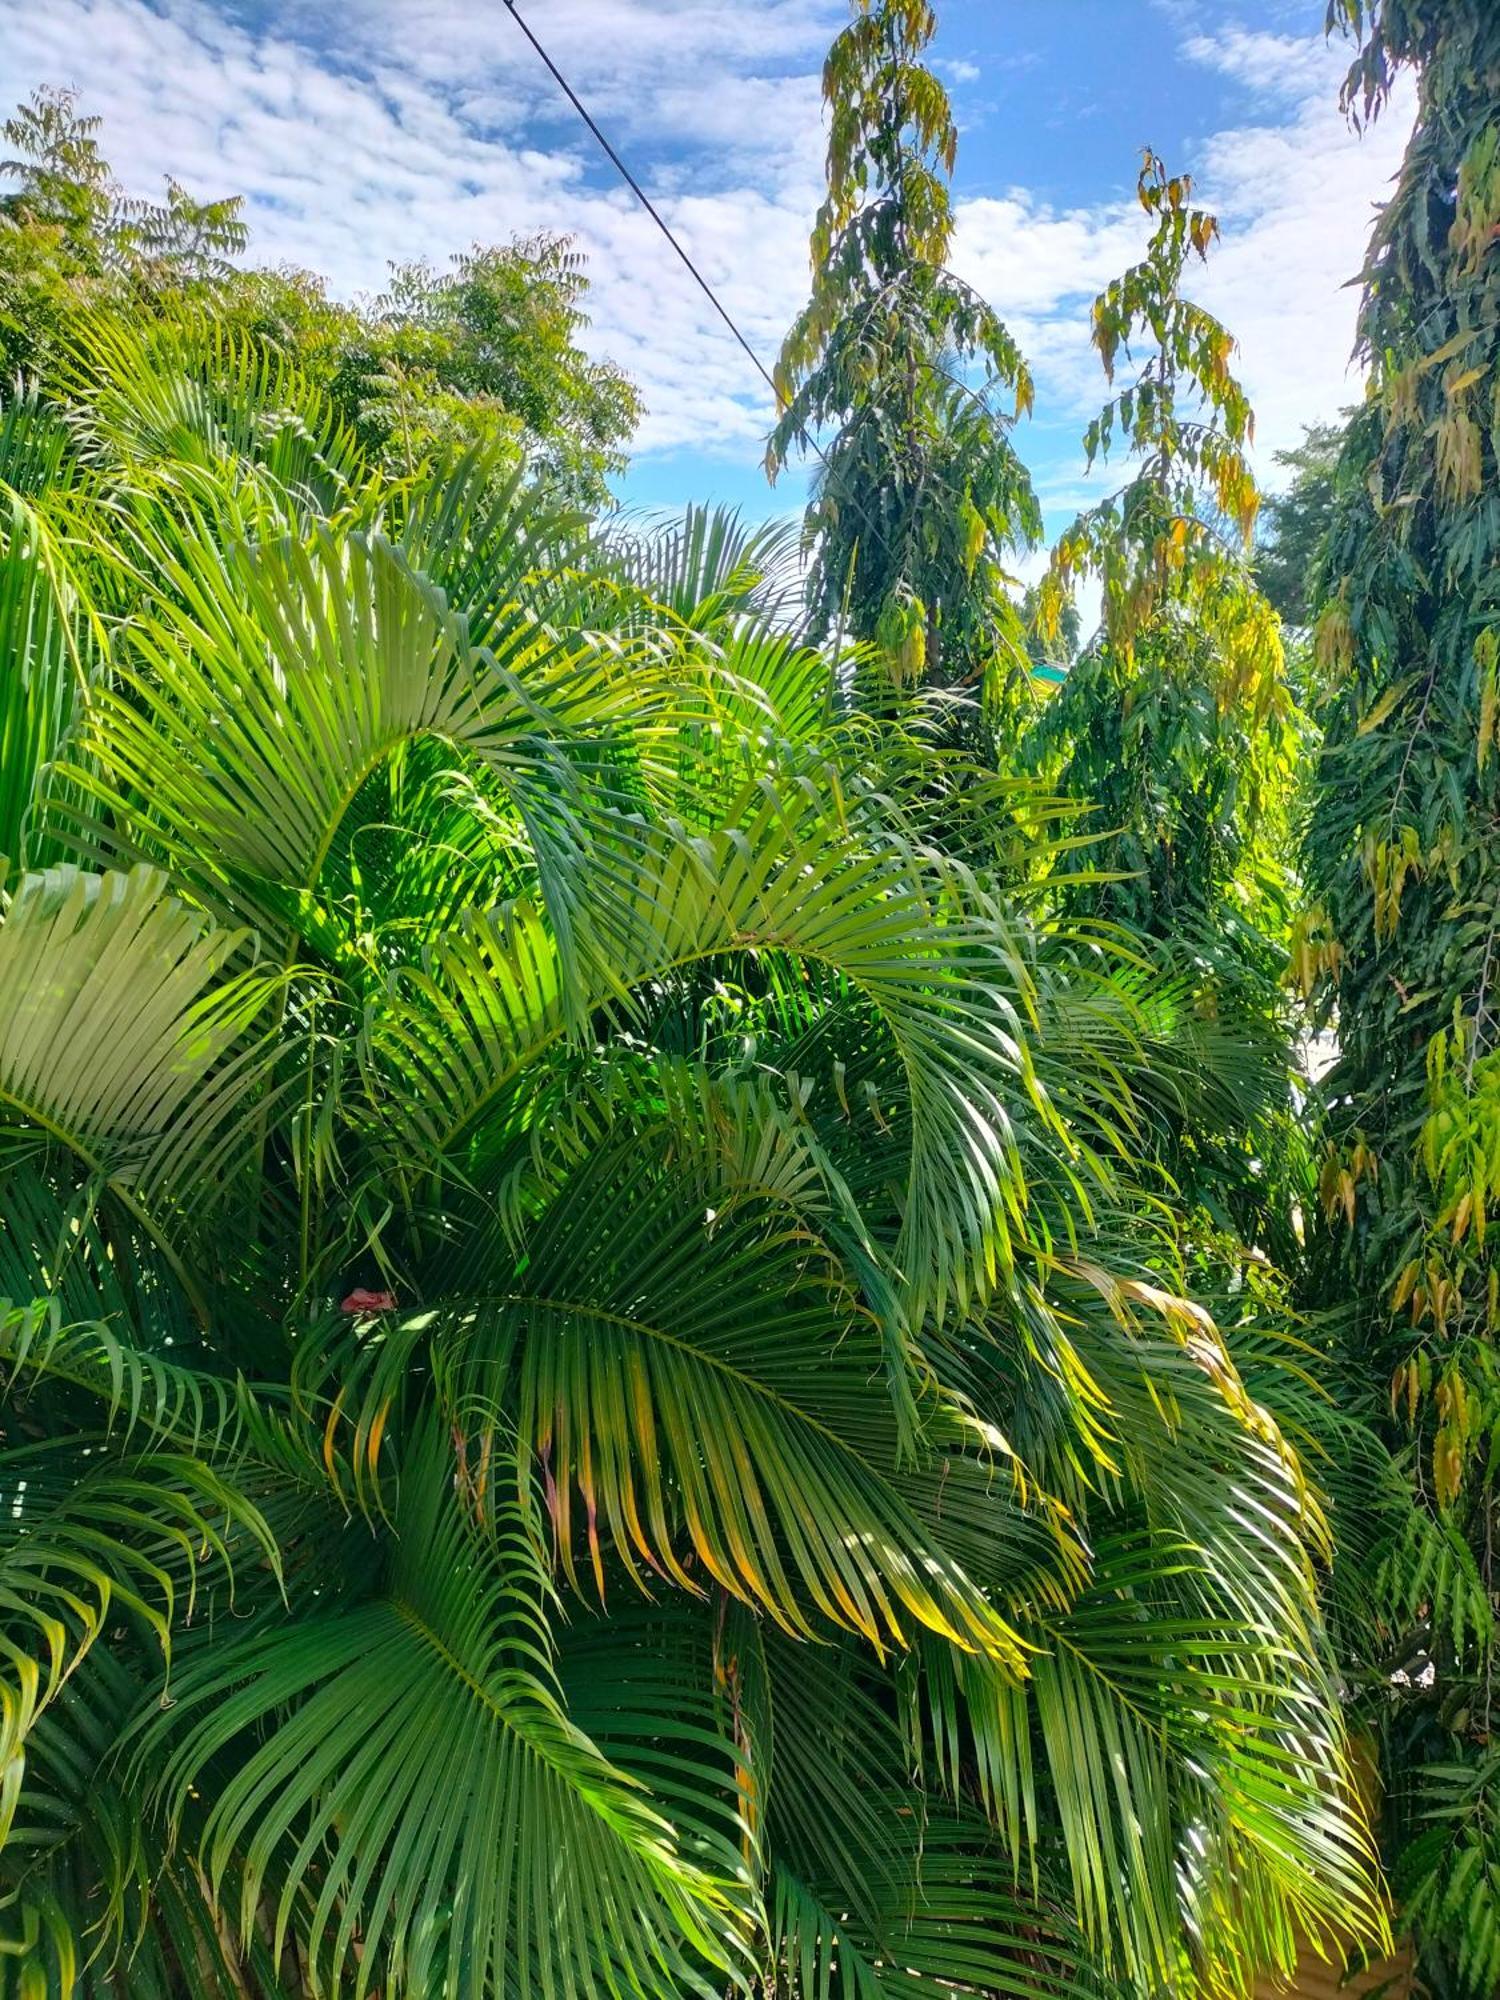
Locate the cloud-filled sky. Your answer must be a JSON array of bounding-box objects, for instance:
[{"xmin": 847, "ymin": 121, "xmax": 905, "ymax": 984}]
[{"xmin": 1, "ymin": 0, "xmax": 1413, "ymax": 539}]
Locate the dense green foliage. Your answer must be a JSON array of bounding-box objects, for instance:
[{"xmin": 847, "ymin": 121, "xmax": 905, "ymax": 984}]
[
  {"xmin": 4, "ymin": 0, "xmax": 1498, "ymax": 1990},
  {"xmin": 1025, "ymin": 157, "xmax": 1302, "ymax": 1260},
  {"xmin": 0, "ymin": 88, "xmax": 637, "ymax": 509},
  {"xmin": 0, "ymin": 89, "xmax": 247, "ymax": 377},
  {"xmin": 332, "ymin": 240, "xmax": 640, "ymax": 504},
  {"xmin": 1254, "ymin": 423, "xmax": 1346, "ymax": 630},
  {"xmin": 1032, "ymin": 155, "xmax": 1290, "ymax": 944},
  {"xmin": 1302, "ymin": 3, "xmax": 1500, "ymax": 1992},
  {"xmin": 0, "ymin": 194, "xmax": 1383, "ymax": 2000}
]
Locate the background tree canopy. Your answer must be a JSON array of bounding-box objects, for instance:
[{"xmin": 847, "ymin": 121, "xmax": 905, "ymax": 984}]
[
  {"xmin": 0, "ymin": 1, "xmax": 1494, "ymax": 1995},
  {"xmin": 1300, "ymin": 4, "xmax": 1500, "ymax": 1993},
  {"xmin": 765, "ymin": 0, "xmax": 1037, "ymax": 713},
  {"xmin": 0, "ymin": 86, "xmax": 639, "ymax": 510}
]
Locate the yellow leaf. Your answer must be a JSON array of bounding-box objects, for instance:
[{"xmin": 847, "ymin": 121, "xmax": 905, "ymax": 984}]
[
  {"xmin": 1357, "ymin": 677, "xmax": 1413, "ymax": 734},
  {"xmin": 1446, "ymin": 364, "xmax": 1487, "ymax": 397},
  {"xmin": 1415, "ymin": 326, "xmax": 1480, "ymax": 376},
  {"xmin": 1434, "ymin": 1428, "xmax": 1464, "ymax": 1508},
  {"xmin": 1480, "ymin": 641, "xmax": 1498, "ymax": 773}
]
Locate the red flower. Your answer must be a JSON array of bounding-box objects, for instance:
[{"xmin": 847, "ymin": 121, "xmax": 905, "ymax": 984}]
[{"xmin": 339, "ymin": 1287, "xmax": 397, "ymax": 1314}]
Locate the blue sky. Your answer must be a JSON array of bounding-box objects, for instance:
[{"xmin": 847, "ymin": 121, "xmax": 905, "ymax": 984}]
[{"xmin": 1, "ymin": 0, "xmax": 1412, "ymax": 558}]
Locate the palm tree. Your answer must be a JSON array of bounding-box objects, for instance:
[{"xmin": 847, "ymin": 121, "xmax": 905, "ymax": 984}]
[{"xmin": 1, "ymin": 312, "xmax": 1382, "ymax": 1999}]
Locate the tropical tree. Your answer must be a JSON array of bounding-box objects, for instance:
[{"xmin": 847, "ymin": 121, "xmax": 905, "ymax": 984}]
[
  {"xmin": 0, "ymin": 90, "xmax": 639, "ymax": 510},
  {"xmin": 333, "ymin": 237, "xmax": 641, "ymax": 507},
  {"xmin": 1301, "ymin": 3, "xmax": 1500, "ymax": 1991},
  {"xmin": 1, "ymin": 87, "xmax": 122, "ymax": 374},
  {"xmin": 1255, "ymin": 422, "xmax": 1348, "ymax": 631},
  {"xmin": 123, "ymin": 178, "xmax": 249, "ymax": 289},
  {"xmin": 0, "ymin": 87, "xmax": 114, "ymax": 263},
  {"xmin": 1026, "ymin": 155, "xmax": 1301, "ymax": 1261},
  {"xmin": 0, "ymin": 88, "xmax": 245, "ymax": 378},
  {"xmin": 0, "ymin": 295, "xmax": 1387, "ymax": 1998},
  {"xmin": 765, "ymin": 0, "xmax": 1037, "ymax": 707}
]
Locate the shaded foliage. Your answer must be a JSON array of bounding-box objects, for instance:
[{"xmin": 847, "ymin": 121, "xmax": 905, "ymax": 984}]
[
  {"xmin": 1301, "ymin": 3, "xmax": 1500, "ymax": 1994},
  {"xmin": 1255, "ymin": 421, "xmax": 1348, "ymax": 631}
]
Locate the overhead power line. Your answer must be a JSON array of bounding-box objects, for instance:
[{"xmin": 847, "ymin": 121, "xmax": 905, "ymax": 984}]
[{"xmin": 500, "ymin": 0, "xmax": 783, "ymax": 410}]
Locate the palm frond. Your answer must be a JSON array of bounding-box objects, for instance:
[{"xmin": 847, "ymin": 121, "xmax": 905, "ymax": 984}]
[
  {"xmin": 54, "ymin": 313, "xmax": 366, "ymax": 511},
  {"xmin": 140, "ymin": 1419, "xmax": 741, "ymax": 2000},
  {"xmin": 602, "ymin": 505, "xmax": 805, "ymax": 636},
  {"xmin": 0, "ymin": 1434, "xmax": 276, "ymax": 1846},
  {"xmin": 0, "ymin": 867, "xmax": 278, "ymax": 1292},
  {"xmin": 364, "ymin": 769, "xmax": 1056, "ymax": 1322},
  {"xmin": 770, "ymin": 1814, "xmax": 1103, "ymax": 2000},
  {"xmin": 0, "ymin": 480, "xmax": 93, "ymax": 867}
]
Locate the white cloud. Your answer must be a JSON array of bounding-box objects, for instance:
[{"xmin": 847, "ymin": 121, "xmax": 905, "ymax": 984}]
[
  {"xmin": 1183, "ymin": 34, "xmax": 1411, "ymax": 476},
  {"xmin": 1183, "ymin": 26, "xmax": 1335, "ymax": 102},
  {"xmin": 954, "ymin": 195, "xmax": 1140, "ymax": 321}
]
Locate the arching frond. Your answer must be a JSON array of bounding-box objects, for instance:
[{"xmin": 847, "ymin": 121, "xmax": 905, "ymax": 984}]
[
  {"xmin": 0, "ymin": 867, "xmax": 277, "ymax": 1281},
  {"xmin": 305, "ymin": 1157, "xmax": 1059, "ymax": 1664},
  {"xmin": 54, "ymin": 313, "xmax": 365, "ymax": 511},
  {"xmin": 0, "ymin": 1435, "xmax": 276, "ymax": 1847},
  {"xmin": 56, "ymin": 523, "xmax": 640, "ymax": 955},
  {"xmin": 363, "ymin": 771, "xmax": 1054, "ymax": 1321},
  {"xmin": 141, "ymin": 1421, "xmax": 742, "ymax": 2000},
  {"xmin": 769, "ymin": 1813, "xmax": 1102, "ymax": 2000},
  {"xmin": 602, "ymin": 505, "xmax": 805, "ymax": 636}
]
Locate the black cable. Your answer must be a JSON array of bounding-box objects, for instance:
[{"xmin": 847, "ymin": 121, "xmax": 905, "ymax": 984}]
[
  {"xmin": 500, "ymin": 0, "xmax": 863, "ymax": 556},
  {"xmin": 500, "ymin": 0, "xmax": 784, "ymax": 411}
]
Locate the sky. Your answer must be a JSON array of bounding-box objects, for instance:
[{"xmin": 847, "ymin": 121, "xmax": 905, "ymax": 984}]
[{"xmin": 0, "ymin": 0, "xmax": 1415, "ymax": 555}]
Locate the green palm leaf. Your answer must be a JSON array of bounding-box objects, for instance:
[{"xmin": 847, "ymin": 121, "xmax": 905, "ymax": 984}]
[
  {"xmin": 60, "ymin": 523, "xmax": 625, "ymax": 948},
  {"xmin": 0, "ymin": 1433, "xmax": 275, "ymax": 1848},
  {"xmin": 7, "ymin": 1645, "xmax": 304, "ymax": 2000},
  {"xmin": 142, "ymin": 1420, "xmax": 741, "ymax": 2000},
  {"xmin": 0, "ymin": 254, "xmax": 1392, "ymax": 1999},
  {"xmin": 0, "ymin": 481, "xmax": 91, "ymax": 868},
  {"xmin": 769, "ymin": 1815, "xmax": 1103, "ymax": 2000},
  {"xmin": 363, "ymin": 767, "xmax": 1053, "ymax": 1321},
  {"xmin": 915, "ymin": 1520, "xmax": 1385, "ymax": 1992},
  {"xmin": 0, "ymin": 867, "xmax": 277, "ymax": 1288},
  {"xmin": 311, "ymin": 1199, "xmax": 1047, "ymax": 1665},
  {"xmin": 55, "ymin": 313, "xmax": 365, "ymax": 509}
]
